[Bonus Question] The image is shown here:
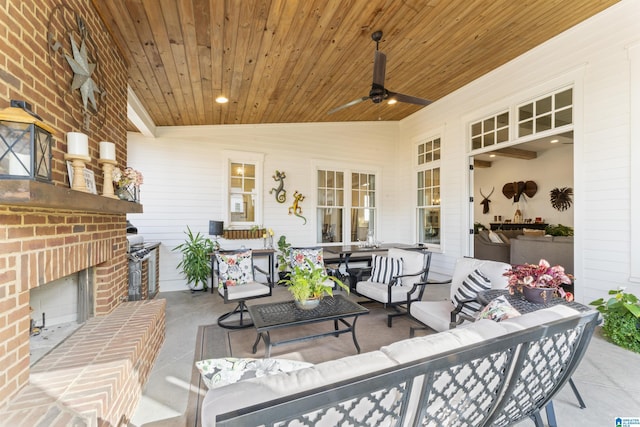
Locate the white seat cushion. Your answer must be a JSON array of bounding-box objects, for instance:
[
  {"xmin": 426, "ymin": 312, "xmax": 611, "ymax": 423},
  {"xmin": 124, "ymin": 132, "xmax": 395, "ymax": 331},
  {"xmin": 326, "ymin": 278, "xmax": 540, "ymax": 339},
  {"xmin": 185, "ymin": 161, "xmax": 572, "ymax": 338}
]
[
  {"xmin": 218, "ymin": 281, "xmax": 271, "ymax": 300},
  {"xmin": 409, "ymin": 300, "xmax": 461, "ymax": 333},
  {"xmin": 356, "ymin": 281, "xmax": 414, "ymax": 304}
]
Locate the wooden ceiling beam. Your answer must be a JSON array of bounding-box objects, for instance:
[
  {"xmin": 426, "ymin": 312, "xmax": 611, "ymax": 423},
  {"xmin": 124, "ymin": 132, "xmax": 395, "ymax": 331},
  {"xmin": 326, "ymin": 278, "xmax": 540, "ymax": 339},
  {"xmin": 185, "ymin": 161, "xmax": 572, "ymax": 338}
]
[
  {"xmin": 493, "ymin": 147, "xmax": 538, "ymax": 160},
  {"xmin": 474, "ymin": 159, "xmax": 492, "ymax": 168}
]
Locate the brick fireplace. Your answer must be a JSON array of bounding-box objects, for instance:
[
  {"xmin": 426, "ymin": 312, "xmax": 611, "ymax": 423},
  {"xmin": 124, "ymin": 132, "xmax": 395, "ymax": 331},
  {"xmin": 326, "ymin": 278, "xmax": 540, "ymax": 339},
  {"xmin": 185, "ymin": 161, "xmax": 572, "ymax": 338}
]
[
  {"xmin": 0, "ymin": 0, "xmax": 155, "ymax": 415},
  {"xmin": 0, "ymin": 190, "xmax": 136, "ymax": 406}
]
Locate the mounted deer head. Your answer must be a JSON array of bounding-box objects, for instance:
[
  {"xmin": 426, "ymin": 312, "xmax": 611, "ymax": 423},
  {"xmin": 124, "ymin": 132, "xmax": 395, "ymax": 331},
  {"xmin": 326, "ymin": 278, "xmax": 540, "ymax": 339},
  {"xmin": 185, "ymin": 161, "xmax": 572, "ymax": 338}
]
[{"xmin": 479, "ymin": 187, "xmax": 494, "ymax": 214}]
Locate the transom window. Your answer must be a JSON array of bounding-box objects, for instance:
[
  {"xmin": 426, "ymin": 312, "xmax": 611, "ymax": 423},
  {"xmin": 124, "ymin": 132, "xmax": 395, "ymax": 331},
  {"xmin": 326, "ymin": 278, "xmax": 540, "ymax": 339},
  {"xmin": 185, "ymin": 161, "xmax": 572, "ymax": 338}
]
[
  {"xmin": 471, "ymin": 111, "xmax": 509, "ymax": 150},
  {"xmin": 418, "ymin": 138, "xmax": 441, "ymax": 164},
  {"xmin": 518, "ymin": 88, "xmax": 573, "ymax": 137}
]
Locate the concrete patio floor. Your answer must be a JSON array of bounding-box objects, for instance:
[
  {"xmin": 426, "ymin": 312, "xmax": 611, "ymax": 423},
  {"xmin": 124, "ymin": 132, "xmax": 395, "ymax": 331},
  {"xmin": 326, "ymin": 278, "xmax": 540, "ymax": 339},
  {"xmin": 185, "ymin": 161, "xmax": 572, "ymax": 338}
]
[{"xmin": 130, "ymin": 284, "xmax": 640, "ymax": 427}]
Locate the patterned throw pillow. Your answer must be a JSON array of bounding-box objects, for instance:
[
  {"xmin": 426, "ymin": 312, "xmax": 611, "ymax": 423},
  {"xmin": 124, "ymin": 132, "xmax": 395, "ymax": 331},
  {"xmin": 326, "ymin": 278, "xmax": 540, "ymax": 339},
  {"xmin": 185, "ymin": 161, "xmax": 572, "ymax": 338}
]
[
  {"xmin": 370, "ymin": 254, "xmax": 403, "ymax": 285},
  {"xmin": 195, "ymin": 357, "xmax": 313, "ymax": 390},
  {"xmin": 453, "ymin": 269, "xmax": 491, "ymax": 316},
  {"xmin": 290, "ymin": 248, "xmax": 325, "ymax": 272},
  {"xmin": 477, "ymin": 296, "xmax": 521, "ymax": 322},
  {"xmin": 215, "ymin": 250, "xmax": 254, "ymax": 287}
]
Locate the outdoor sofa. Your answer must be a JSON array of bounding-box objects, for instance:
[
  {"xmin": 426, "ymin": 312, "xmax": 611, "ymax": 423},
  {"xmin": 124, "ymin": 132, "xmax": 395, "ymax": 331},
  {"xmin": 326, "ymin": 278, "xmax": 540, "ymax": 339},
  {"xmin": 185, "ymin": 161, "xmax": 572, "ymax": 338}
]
[{"xmin": 201, "ymin": 304, "xmax": 598, "ymax": 427}]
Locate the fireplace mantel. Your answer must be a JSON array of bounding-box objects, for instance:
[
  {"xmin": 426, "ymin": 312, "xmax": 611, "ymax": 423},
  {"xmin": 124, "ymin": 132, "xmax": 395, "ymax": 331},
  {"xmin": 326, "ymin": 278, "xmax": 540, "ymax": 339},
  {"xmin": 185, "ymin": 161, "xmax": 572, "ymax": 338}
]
[{"xmin": 0, "ymin": 180, "xmax": 143, "ymax": 214}]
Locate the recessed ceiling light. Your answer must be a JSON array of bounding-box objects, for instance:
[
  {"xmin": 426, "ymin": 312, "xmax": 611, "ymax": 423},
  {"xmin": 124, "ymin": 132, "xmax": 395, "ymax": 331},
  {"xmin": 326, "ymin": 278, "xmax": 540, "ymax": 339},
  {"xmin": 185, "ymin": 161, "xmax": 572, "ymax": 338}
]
[
  {"xmin": 489, "ymin": 154, "xmax": 496, "ymax": 158},
  {"xmin": 215, "ymin": 96, "xmax": 228, "ymax": 104},
  {"xmin": 387, "ymin": 99, "xmax": 397, "ymax": 105},
  {"xmin": 550, "ymin": 139, "xmax": 559, "ymax": 144}
]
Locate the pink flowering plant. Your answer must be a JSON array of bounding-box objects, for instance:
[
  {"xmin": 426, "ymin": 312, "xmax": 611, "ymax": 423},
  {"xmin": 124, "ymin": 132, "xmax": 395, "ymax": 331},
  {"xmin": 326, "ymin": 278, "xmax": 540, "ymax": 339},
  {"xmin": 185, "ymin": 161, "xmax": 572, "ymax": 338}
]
[
  {"xmin": 504, "ymin": 259, "xmax": 574, "ymax": 301},
  {"xmin": 113, "ymin": 166, "xmax": 144, "ymax": 188}
]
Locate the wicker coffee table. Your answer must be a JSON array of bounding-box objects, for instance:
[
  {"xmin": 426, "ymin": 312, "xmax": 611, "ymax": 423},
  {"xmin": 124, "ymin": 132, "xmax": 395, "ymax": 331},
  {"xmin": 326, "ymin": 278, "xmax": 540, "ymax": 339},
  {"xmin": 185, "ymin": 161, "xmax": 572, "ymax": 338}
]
[{"xmin": 247, "ymin": 294, "xmax": 369, "ymax": 357}]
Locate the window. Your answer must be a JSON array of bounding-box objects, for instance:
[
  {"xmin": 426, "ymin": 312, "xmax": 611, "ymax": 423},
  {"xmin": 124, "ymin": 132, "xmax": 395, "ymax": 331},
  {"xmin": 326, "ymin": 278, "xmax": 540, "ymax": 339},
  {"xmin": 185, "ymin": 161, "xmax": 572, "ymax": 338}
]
[
  {"xmin": 351, "ymin": 173, "xmax": 376, "ymax": 242},
  {"xmin": 518, "ymin": 88, "xmax": 573, "ymax": 137},
  {"xmin": 229, "ymin": 162, "xmax": 256, "ymax": 223},
  {"xmin": 418, "ymin": 138, "xmax": 441, "ymax": 165},
  {"xmin": 471, "ymin": 112, "xmax": 509, "ymax": 150},
  {"xmin": 317, "ymin": 170, "xmax": 344, "ymax": 243},
  {"xmin": 317, "ymin": 169, "xmax": 377, "ymax": 244},
  {"xmin": 416, "ymin": 137, "xmax": 441, "ymax": 246},
  {"xmin": 224, "ymin": 152, "xmax": 263, "ymax": 227}
]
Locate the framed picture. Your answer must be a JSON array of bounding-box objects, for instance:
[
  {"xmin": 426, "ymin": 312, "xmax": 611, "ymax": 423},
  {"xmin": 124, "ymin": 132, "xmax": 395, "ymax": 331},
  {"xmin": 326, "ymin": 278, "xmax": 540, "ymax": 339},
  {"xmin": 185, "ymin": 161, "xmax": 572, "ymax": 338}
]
[{"xmin": 66, "ymin": 161, "xmax": 98, "ymax": 195}]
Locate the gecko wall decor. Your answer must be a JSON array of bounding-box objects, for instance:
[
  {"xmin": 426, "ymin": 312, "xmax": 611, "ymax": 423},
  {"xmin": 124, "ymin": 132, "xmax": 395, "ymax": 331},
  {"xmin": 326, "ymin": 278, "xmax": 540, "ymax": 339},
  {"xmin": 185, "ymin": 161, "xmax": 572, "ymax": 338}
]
[
  {"xmin": 288, "ymin": 191, "xmax": 307, "ymax": 224},
  {"xmin": 270, "ymin": 170, "xmax": 287, "ymax": 203}
]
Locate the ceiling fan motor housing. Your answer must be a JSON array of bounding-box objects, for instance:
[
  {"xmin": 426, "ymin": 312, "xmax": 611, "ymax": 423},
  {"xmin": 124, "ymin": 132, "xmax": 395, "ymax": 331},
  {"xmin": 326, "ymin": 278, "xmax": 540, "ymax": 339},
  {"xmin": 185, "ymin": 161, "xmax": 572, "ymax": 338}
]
[{"xmin": 369, "ymin": 84, "xmax": 387, "ymax": 103}]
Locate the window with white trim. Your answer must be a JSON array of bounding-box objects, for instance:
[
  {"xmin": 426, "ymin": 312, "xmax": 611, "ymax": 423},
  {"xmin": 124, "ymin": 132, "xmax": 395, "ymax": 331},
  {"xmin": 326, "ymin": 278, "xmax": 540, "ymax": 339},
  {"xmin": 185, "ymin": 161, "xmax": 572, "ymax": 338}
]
[
  {"xmin": 317, "ymin": 169, "xmax": 344, "ymax": 243},
  {"xmin": 416, "ymin": 137, "xmax": 441, "ymax": 246},
  {"xmin": 350, "ymin": 172, "xmax": 376, "ymax": 242},
  {"xmin": 518, "ymin": 88, "xmax": 573, "ymax": 137},
  {"xmin": 471, "ymin": 111, "xmax": 509, "ymax": 150},
  {"xmin": 317, "ymin": 169, "xmax": 377, "ymax": 244},
  {"xmin": 225, "ymin": 152, "xmax": 263, "ymax": 227}
]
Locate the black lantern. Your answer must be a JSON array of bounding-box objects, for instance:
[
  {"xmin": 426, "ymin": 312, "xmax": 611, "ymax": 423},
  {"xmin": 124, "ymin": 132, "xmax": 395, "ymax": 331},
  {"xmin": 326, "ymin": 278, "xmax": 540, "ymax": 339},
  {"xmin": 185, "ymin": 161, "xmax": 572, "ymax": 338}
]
[{"xmin": 0, "ymin": 100, "xmax": 54, "ymax": 182}]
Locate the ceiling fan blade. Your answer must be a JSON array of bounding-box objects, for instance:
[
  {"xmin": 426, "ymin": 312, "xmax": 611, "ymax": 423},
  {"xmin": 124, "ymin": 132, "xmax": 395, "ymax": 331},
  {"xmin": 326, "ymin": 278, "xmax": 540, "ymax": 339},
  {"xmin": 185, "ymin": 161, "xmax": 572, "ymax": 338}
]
[
  {"xmin": 373, "ymin": 51, "xmax": 386, "ymax": 87},
  {"xmin": 327, "ymin": 96, "xmax": 370, "ymax": 114},
  {"xmin": 387, "ymin": 91, "xmax": 432, "ymax": 106}
]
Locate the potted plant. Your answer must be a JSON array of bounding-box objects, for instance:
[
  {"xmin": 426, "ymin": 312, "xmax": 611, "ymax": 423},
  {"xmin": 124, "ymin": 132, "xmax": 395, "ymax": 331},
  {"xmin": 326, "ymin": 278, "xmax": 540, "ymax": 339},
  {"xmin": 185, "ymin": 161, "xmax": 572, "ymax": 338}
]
[
  {"xmin": 545, "ymin": 224, "xmax": 574, "ymax": 236},
  {"xmin": 590, "ymin": 288, "xmax": 640, "ymax": 353},
  {"xmin": 173, "ymin": 226, "xmax": 215, "ymax": 291},
  {"xmin": 283, "ymin": 259, "xmax": 349, "ymax": 310},
  {"xmin": 276, "ymin": 235, "xmax": 292, "ymax": 283},
  {"xmin": 504, "ymin": 259, "xmax": 574, "ymax": 303}
]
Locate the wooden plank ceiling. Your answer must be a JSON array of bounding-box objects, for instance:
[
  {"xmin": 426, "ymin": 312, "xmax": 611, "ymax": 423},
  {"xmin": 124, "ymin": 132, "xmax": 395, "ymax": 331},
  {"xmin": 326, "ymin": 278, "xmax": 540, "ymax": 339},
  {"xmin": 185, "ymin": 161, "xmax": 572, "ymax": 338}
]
[{"xmin": 92, "ymin": 0, "xmax": 619, "ymax": 127}]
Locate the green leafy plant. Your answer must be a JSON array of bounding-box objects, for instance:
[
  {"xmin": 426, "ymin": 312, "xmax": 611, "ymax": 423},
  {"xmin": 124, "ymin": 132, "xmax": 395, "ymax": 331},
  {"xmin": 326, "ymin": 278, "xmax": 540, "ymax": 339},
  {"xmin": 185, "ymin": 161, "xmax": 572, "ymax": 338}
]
[
  {"xmin": 474, "ymin": 222, "xmax": 487, "ymax": 234},
  {"xmin": 173, "ymin": 226, "xmax": 215, "ymax": 291},
  {"xmin": 276, "ymin": 235, "xmax": 292, "ymax": 272},
  {"xmin": 544, "ymin": 223, "xmax": 574, "ymax": 236},
  {"xmin": 283, "ymin": 259, "xmax": 349, "ymax": 302},
  {"xmin": 590, "ymin": 288, "xmax": 640, "ymax": 353}
]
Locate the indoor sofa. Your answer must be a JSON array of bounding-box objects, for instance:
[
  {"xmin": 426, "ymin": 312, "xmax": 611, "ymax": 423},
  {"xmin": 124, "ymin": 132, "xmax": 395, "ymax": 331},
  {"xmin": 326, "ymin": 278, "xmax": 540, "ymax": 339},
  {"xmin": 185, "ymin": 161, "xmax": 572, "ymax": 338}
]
[{"xmin": 201, "ymin": 305, "xmax": 598, "ymax": 427}]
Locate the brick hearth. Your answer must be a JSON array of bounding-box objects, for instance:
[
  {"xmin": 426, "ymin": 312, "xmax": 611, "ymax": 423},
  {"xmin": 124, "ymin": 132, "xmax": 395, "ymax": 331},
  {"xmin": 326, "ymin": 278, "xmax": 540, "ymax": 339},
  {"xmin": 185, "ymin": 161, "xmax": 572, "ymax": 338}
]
[{"xmin": 0, "ymin": 299, "xmax": 166, "ymax": 426}]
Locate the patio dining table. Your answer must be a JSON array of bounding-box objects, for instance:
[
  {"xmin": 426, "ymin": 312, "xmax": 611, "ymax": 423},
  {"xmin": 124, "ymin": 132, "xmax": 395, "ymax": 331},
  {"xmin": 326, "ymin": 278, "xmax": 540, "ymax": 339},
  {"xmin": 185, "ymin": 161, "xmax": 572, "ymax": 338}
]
[{"xmin": 323, "ymin": 243, "xmax": 423, "ymax": 271}]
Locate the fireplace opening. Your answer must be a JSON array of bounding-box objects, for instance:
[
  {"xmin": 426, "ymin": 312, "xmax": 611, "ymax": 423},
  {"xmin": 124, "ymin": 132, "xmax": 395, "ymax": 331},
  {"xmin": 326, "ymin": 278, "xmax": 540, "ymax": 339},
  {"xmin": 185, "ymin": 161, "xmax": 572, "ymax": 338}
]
[{"xmin": 29, "ymin": 267, "xmax": 94, "ymax": 365}]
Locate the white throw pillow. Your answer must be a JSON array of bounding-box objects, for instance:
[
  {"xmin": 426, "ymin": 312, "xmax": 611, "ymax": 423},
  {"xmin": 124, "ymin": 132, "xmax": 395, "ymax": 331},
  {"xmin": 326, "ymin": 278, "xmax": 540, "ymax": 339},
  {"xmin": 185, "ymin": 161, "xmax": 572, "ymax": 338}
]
[
  {"xmin": 370, "ymin": 254, "xmax": 403, "ymax": 285},
  {"xmin": 195, "ymin": 357, "xmax": 312, "ymax": 390},
  {"xmin": 476, "ymin": 296, "xmax": 521, "ymax": 322},
  {"xmin": 488, "ymin": 230, "xmax": 503, "ymax": 243},
  {"xmin": 453, "ymin": 269, "xmax": 491, "ymax": 315}
]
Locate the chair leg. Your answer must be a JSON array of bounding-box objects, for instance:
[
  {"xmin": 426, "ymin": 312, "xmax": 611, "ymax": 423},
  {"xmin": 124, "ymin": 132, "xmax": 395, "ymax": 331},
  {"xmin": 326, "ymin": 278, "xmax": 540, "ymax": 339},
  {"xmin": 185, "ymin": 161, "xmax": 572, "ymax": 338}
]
[
  {"xmin": 217, "ymin": 301, "xmax": 254, "ymax": 329},
  {"xmin": 530, "ymin": 410, "xmax": 545, "ymax": 427},
  {"xmin": 568, "ymin": 377, "xmax": 586, "ymax": 409},
  {"xmin": 545, "ymin": 401, "xmax": 557, "ymax": 427}
]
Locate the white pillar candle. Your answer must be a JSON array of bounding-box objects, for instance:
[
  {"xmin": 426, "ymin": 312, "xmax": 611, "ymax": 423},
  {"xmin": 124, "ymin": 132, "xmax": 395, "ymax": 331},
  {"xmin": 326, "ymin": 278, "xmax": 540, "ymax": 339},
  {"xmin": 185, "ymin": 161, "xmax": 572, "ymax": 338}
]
[
  {"xmin": 99, "ymin": 141, "xmax": 116, "ymax": 160},
  {"xmin": 66, "ymin": 132, "xmax": 89, "ymax": 156}
]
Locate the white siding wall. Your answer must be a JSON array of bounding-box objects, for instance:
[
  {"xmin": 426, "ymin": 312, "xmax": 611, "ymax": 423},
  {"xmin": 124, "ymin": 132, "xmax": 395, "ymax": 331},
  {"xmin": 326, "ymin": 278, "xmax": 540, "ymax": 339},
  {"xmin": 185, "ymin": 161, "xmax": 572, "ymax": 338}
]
[
  {"xmin": 400, "ymin": 0, "xmax": 640, "ymax": 303},
  {"xmin": 128, "ymin": 122, "xmax": 399, "ymax": 292}
]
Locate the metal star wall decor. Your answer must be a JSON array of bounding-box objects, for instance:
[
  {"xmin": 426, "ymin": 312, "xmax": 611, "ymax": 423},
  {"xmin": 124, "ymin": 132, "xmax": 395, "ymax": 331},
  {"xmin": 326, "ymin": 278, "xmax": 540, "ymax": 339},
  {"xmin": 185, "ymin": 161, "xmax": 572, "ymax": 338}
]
[
  {"xmin": 65, "ymin": 34, "xmax": 101, "ymax": 114},
  {"xmin": 47, "ymin": 6, "xmax": 107, "ymax": 132}
]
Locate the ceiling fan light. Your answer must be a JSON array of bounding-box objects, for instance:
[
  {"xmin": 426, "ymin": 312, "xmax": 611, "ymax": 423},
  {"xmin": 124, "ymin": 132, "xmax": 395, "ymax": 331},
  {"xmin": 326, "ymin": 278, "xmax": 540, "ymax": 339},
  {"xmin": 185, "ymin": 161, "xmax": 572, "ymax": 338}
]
[
  {"xmin": 388, "ymin": 98, "xmax": 398, "ymax": 105},
  {"xmin": 215, "ymin": 96, "xmax": 228, "ymax": 104}
]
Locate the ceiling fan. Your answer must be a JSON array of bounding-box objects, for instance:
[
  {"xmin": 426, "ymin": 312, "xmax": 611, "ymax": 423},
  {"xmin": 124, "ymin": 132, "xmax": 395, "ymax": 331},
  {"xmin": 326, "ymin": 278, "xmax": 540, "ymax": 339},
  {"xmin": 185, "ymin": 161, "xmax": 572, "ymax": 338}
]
[{"xmin": 328, "ymin": 30, "xmax": 432, "ymax": 115}]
